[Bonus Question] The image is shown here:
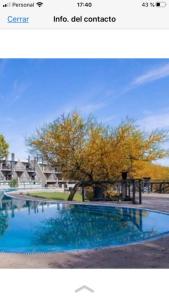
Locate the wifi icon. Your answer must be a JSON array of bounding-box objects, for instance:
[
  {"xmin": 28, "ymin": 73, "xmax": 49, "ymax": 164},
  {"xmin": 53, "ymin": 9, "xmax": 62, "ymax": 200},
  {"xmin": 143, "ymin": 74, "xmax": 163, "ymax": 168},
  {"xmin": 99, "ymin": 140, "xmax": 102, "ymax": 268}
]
[{"xmin": 36, "ymin": 2, "xmax": 43, "ymax": 7}]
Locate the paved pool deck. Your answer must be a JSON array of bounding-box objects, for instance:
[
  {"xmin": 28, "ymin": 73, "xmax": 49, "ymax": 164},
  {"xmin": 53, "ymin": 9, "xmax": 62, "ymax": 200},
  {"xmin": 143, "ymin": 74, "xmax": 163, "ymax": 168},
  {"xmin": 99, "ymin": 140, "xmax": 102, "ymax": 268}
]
[{"xmin": 1, "ymin": 193, "xmax": 169, "ymax": 268}]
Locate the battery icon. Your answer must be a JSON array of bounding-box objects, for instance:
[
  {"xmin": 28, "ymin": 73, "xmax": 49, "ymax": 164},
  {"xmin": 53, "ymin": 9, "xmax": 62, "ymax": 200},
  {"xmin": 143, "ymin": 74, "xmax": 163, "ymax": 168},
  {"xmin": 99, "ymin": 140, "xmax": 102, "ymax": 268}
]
[{"xmin": 156, "ymin": 1, "xmax": 167, "ymax": 6}]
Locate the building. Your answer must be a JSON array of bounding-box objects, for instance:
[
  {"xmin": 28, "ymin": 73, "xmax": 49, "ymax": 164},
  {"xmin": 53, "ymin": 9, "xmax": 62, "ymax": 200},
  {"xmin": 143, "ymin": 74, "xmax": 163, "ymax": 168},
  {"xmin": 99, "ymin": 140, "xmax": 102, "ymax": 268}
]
[{"xmin": 0, "ymin": 153, "xmax": 62, "ymax": 188}]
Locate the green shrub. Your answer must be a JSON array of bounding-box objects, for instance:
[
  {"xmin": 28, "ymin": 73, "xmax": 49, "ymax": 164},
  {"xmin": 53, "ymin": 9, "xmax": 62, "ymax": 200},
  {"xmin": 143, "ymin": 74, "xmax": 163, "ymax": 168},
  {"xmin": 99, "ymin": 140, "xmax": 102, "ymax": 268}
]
[
  {"xmin": 85, "ymin": 188, "xmax": 94, "ymax": 201},
  {"xmin": 9, "ymin": 178, "xmax": 18, "ymax": 188}
]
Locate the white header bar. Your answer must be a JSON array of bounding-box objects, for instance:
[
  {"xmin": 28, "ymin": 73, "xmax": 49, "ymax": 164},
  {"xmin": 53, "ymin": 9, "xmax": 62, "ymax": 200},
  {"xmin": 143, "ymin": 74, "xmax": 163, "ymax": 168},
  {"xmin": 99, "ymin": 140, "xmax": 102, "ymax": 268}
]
[{"xmin": 0, "ymin": 0, "xmax": 169, "ymax": 29}]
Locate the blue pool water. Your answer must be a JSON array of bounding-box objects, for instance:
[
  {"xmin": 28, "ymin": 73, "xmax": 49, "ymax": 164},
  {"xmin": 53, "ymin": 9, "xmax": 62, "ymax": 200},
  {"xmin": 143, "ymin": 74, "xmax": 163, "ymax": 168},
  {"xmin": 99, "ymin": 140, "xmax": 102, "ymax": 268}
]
[{"xmin": 0, "ymin": 199, "xmax": 169, "ymax": 253}]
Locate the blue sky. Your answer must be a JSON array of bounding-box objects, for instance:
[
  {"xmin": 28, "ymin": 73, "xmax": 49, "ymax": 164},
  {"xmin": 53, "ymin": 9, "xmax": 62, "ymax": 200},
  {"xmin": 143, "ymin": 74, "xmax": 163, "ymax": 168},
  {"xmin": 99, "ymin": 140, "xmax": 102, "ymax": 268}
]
[{"xmin": 1, "ymin": 59, "xmax": 169, "ymax": 164}]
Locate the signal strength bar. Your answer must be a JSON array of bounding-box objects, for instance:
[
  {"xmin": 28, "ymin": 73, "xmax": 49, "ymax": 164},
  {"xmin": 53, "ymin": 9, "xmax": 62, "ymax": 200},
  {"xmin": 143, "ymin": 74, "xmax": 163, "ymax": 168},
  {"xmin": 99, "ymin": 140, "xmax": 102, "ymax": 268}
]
[{"xmin": 3, "ymin": 3, "xmax": 10, "ymax": 7}]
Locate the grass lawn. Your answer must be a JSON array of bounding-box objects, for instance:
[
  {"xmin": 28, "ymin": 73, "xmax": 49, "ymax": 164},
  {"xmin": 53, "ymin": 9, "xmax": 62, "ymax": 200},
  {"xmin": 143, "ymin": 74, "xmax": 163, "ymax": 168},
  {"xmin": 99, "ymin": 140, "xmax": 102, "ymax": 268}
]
[{"xmin": 27, "ymin": 191, "xmax": 82, "ymax": 202}]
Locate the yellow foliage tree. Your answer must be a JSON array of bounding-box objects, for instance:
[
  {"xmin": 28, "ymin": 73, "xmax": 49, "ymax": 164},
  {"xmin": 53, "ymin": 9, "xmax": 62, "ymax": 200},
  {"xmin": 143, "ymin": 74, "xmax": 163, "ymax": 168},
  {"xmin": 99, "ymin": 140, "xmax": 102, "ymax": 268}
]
[
  {"xmin": 0, "ymin": 134, "xmax": 9, "ymax": 160},
  {"xmin": 28, "ymin": 112, "xmax": 169, "ymax": 182}
]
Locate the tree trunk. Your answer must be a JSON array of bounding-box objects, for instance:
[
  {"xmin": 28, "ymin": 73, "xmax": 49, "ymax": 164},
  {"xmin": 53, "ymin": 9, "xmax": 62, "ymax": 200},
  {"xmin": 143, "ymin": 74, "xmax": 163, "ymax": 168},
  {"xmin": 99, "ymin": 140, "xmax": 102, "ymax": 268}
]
[
  {"xmin": 93, "ymin": 184, "xmax": 105, "ymax": 201},
  {"xmin": 67, "ymin": 182, "xmax": 81, "ymax": 201},
  {"xmin": 67, "ymin": 180, "xmax": 108, "ymax": 201}
]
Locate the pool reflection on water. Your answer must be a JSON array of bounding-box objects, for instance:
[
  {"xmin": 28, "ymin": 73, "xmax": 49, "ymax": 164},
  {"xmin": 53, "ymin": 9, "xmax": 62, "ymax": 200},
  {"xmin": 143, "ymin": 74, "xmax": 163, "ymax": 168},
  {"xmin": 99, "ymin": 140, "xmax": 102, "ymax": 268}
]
[{"xmin": 0, "ymin": 198, "xmax": 169, "ymax": 253}]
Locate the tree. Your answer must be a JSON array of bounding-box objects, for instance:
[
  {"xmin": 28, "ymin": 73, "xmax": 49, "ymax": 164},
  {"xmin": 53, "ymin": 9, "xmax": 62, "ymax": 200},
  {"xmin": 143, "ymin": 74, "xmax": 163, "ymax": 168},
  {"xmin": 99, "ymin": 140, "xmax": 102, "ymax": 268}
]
[
  {"xmin": 0, "ymin": 134, "xmax": 9, "ymax": 160},
  {"xmin": 28, "ymin": 112, "xmax": 169, "ymax": 184},
  {"xmin": 109, "ymin": 121, "xmax": 169, "ymax": 178},
  {"xmin": 9, "ymin": 178, "xmax": 18, "ymax": 188}
]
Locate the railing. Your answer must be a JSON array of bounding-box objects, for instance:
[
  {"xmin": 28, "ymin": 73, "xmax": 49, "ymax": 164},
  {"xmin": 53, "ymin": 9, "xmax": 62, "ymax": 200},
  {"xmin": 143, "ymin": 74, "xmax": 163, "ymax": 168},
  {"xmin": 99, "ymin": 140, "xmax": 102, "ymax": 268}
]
[
  {"xmin": 26, "ymin": 168, "xmax": 35, "ymax": 172},
  {"xmin": 0, "ymin": 180, "xmax": 42, "ymax": 186},
  {"xmin": 42, "ymin": 166, "xmax": 61, "ymax": 174},
  {"xmin": 69, "ymin": 179, "xmax": 143, "ymax": 204},
  {"xmin": 141, "ymin": 180, "xmax": 169, "ymax": 194},
  {"xmin": 0, "ymin": 164, "xmax": 11, "ymax": 171}
]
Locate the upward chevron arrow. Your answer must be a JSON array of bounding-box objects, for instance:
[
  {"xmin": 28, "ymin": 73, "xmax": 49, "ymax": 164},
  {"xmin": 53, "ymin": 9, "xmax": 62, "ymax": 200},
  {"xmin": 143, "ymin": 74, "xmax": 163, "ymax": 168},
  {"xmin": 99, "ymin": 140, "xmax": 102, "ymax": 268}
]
[{"xmin": 75, "ymin": 285, "xmax": 94, "ymax": 293}]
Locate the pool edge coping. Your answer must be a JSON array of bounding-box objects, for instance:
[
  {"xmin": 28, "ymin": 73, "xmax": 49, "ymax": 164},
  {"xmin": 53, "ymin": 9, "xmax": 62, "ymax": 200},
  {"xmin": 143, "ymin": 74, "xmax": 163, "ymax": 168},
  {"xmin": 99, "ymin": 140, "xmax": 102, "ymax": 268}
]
[{"xmin": 1, "ymin": 193, "xmax": 169, "ymax": 255}]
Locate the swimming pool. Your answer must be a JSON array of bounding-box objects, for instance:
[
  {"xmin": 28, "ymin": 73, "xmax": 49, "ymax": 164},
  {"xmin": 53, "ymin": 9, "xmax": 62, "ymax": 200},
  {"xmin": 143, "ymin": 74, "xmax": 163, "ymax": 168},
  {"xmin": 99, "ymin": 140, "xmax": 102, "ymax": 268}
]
[{"xmin": 0, "ymin": 199, "xmax": 169, "ymax": 253}]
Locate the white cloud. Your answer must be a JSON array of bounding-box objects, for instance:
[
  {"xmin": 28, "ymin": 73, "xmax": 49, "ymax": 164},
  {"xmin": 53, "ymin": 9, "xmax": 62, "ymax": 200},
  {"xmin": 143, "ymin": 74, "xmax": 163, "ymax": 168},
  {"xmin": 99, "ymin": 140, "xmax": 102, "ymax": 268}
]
[
  {"xmin": 132, "ymin": 63, "xmax": 169, "ymax": 87},
  {"xmin": 101, "ymin": 115, "xmax": 116, "ymax": 124},
  {"xmin": 138, "ymin": 111, "xmax": 169, "ymax": 131},
  {"xmin": 7, "ymin": 80, "xmax": 31, "ymax": 106},
  {"xmin": 138, "ymin": 111, "xmax": 169, "ymax": 167},
  {"xmin": 113, "ymin": 63, "xmax": 169, "ymax": 98},
  {"xmin": 155, "ymin": 158, "xmax": 169, "ymax": 166},
  {"xmin": 78, "ymin": 102, "xmax": 106, "ymax": 115}
]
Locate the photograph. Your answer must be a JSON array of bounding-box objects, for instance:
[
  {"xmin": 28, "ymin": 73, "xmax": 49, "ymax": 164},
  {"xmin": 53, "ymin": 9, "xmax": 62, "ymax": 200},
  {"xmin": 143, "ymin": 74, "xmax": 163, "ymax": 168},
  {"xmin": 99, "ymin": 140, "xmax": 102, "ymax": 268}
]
[{"xmin": 0, "ymin": 58, "xmax": 169, "ymax": 268}]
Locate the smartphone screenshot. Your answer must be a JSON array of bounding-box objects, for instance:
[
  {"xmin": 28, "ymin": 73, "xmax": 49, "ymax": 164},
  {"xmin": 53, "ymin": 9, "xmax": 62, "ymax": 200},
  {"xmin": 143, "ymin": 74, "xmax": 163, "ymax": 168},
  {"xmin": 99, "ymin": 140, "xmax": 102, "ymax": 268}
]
[{"xmin": 0, "ymin": 0, "xmax": 169, "ymax": 299}]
